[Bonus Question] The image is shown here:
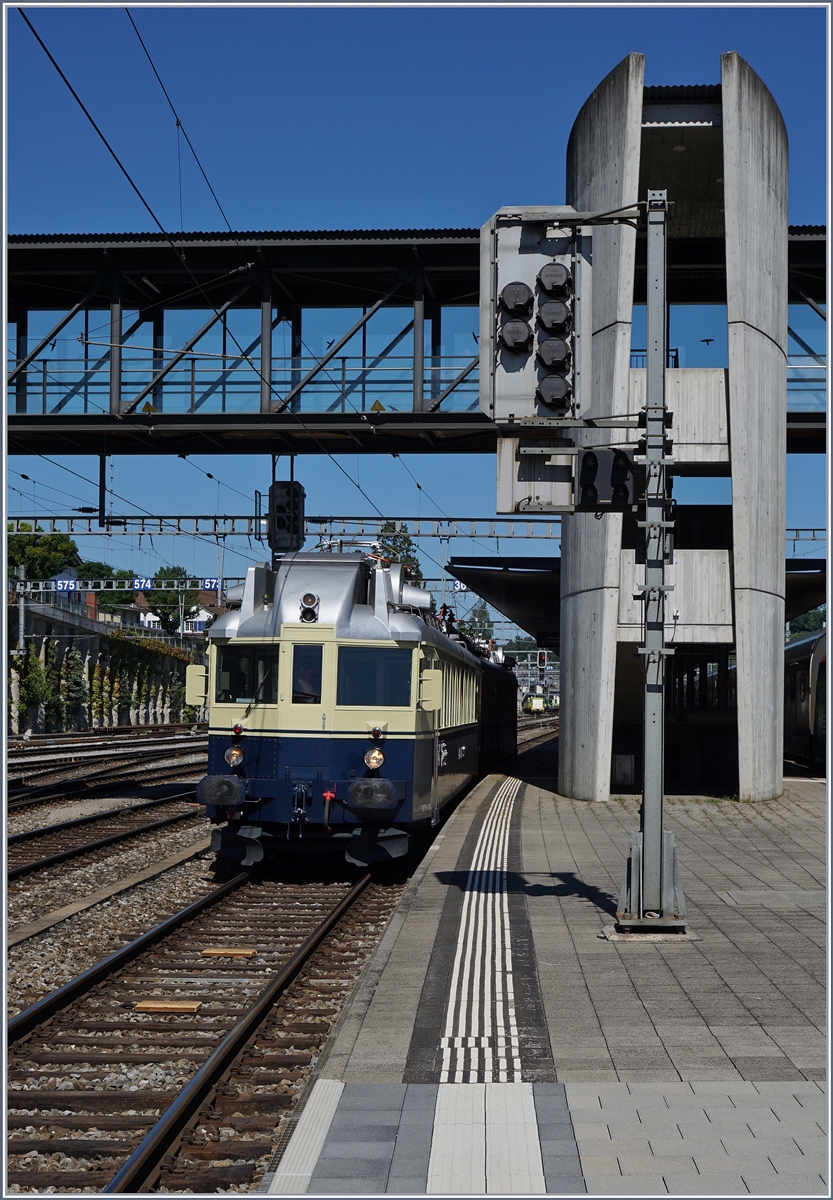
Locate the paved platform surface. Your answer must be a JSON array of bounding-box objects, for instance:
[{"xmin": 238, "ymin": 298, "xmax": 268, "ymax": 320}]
[{"xmin": 261, "ymin": 754, "xmax": 827, "ymax": 1195}]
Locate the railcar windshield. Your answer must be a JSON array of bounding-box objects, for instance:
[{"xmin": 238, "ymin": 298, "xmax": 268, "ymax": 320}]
[
  {"xmin": 215, "ymin": 645, "xmax": 277, "ymax": 704},
  {"xmin": 336, "ymin": 646, "xmax": 413, "ymax": 707},
  {"xmin": 292, "ymin": 645, "xmax": 323, "ymax": 704}
]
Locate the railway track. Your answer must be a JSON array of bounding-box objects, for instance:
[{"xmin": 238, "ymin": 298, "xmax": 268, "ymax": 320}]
[
  {"xmin": 517, "ymin": 715, "xmax": 559, "ymax": 751},
  {"xmin": 8, "ymin": 743, "xmax": 208, "ymax": 811},
  {"xmin": 7, "ymin": 868, "xmax": 403, "ymax": 1193},
  {"xmin": 7, "ymin": 791, "xmax": 203, "ymax": 881},
  {"xmin": 7, "ymin": 722, "xmax": 207, "ymax": 752}
]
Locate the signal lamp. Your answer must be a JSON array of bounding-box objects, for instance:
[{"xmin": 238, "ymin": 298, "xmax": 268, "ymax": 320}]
[
  {"xmin": 302, "ymin": 592, "xmax": 317, "ymax": 607},
  {"xmin": 610, "ymin": 451, "xmax": 632, "ymax": 507},
  {"xmin": 499, "ymin": 281, "xmax": 533, "ymax": 314},
  {"xmin": 537, "ymin": 262, "xmax": 572, "ymax": 294},
  {"xmin": 300, "ymin": 607, "xmax": 317, "ymax": 623},
  {"xmin": 579, "ymin": 451, "xmax": 599, "ymax": 507},
  {"xmin": 224, "ymin": 745, "xmax": 245, "ymax": 767},
  {"xmin": 538, "ymin": 299, "xmax": 571, "ymax": 331},
  {"xmin": 364, "ymin": 746, "xmax": 385, "ymax": 770},
  {"xmin": 498, "ymin": 319, "xmax": 533, "ymax": 353},
  {"xmin": 537, "ymin": 337, "xmax": 570, "ymax": 369},
  {"xmin": 371, "ymin": 726, "xmax": 383, "ymax": 740},
  {"xmin": 537, "ymin": 375, "xmax": 571, "ymax": 407},
  {"xmin": 232, "ymin": 723, "xmax": 243, "ymax": 736}
]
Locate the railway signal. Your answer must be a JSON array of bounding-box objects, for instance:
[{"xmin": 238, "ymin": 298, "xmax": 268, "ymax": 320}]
[{"xmin": 267, "ymin": 480, "xmax": 305, "ymax": 555}]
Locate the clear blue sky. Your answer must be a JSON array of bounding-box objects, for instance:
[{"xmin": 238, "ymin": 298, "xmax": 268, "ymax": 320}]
[{"xmin": 6, "ymin": 4, "xmax": 828, "ymax": 583}]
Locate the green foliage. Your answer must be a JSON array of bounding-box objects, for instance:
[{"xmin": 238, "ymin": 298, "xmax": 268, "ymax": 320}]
[
  {"xmin": 378, "ymin": 521, "xmax": 423, "ymax": 582},
  {"xmin": 465, "ymin": 598, "xmax": 494, "ymax": 642},
  {"xmin": 145, "ymin": 565, "xmax": 201, "ymax": 635},
  {"xmin": 44, "ymin": 639, "xmax": 64, "ymax": 730},
  {"xmin": 64, "ymin": 646, "xmax": 88, "ymax": 727},
  {"xmin": 18, "ymin": 645, "xmax": 49, "ymax": 714},
  {"xmin": 168, "ymin": 671, "xmax": 185, "ymax": 722},
  {"xmin": 789, "ymin": 605, "xmax": 826, "ymax": 641},
  {"xmin": 502, "ymin": 635, "xmax": 538, "ymax": 652},
  {"xmin": 7, "ymin": 524, "xmax": 81, "ymax": 579}
]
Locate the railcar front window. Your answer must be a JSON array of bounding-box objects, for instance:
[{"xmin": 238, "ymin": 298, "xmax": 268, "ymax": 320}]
[
  {"xmin": 292, "ymin": 645, "xmax": 323, "ymax": 704},
  {"xmin": 337, "ymin": 647, "xmax": 413, "ymax": 707},
  {"xmin": 215, "ymin": 645, "xmax": 277, "ymax": 704}
]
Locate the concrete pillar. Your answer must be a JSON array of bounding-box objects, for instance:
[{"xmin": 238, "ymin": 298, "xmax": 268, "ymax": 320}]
[
  {"xmin": 559, "ymin": 52, "xmax": 644, "ymax": 801},
  {"xmin": 721, "ymin": 52, "xmax": 788, "ymax": 799}
]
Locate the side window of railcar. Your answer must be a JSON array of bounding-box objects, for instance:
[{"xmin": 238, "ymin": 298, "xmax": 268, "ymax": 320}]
[
  {"xmin": 215, "ymin": 645, "xmax": 277, "ymax": 704},
  {"xmin": 336, "ymin": 647, "xmax": 413, "ymax": 706},
  {"xmin": 292, "ymin": 645, "xmax": 323, "ymax": 704}
]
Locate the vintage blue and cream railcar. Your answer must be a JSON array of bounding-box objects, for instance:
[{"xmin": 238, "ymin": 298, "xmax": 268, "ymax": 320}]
[
  {"xmin": 189, "ymin": 552, "xmax": 517, "ymax": 865},
  {"xmin": 784, "ymin": 628, "xmax": 826, "ymax": 770}
]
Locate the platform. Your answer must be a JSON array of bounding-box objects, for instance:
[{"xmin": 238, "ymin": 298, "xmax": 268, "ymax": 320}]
[{"xmin": 261, "ymin": 750, "xmax": 827, "ymax": 1195}]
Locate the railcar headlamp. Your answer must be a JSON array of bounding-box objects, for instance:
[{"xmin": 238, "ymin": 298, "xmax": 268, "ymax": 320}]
[
  {"xmin": 224, "ymin": 745, "xmax": 245, "ymax": 767},
  {"xmin": 363, "ymin": 747, "xmax": 385, "ymax": 770}
]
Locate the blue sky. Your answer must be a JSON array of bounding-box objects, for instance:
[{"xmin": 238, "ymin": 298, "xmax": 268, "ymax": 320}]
[{"xmin": 5, "ymin": 4, "xmax": 828, "ymax": 584}]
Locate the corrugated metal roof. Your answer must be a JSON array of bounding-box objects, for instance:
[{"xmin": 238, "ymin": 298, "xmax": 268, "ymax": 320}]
[
  {"xmin": 788, "ymin": 225, "xmax": 826, "ymax": 238},
  {"xmin": 643, "ymin": 84, "xmax": 722, "ymax": 104},
  {"xmin": 8, "ymin": 227, "xmax": 481, "ymax": 246}
]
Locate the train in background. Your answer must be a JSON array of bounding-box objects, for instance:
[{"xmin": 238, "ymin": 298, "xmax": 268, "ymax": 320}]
[
  {"xmin": 784, "ymin": 628, "xmax": 826, "ymax": 771},
  {"xmin": 187, "ymin": 552, "xmax": 518, "ymax": 866}
]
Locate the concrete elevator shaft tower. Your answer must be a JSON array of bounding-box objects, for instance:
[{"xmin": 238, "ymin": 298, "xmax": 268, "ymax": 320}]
[{"xmin": 559, "ymin": 52, "xmax": 788, "ymax": 802}]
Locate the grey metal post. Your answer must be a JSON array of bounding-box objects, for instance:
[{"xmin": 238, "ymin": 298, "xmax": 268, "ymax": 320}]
[
  {"xmin": 18, "ymin": 564, "xmax": 26, "ymax": 653},
  {"xmin": 152, "ymin": 309, "xmax": 164, "ymax": 411},
  {"xmin": 15, "ymin": 310, "xmax": 28, "ymax": 414},
  {"xmin": 641, "ymin": 190, "xmax": 668, "ymax": 914},
  {"xmin": 290, "ymin": 308, "xmax": 302, "ymax": 413},
  {"xmin": 260, "ymin": 271, "xmax": 273, "ymax": 414},
  {"xmin": 430, "ymin": 303, "xmax": 442, "ymax": 400},
  {"xmin": 109, "ymin": 274, "xmax": 122, "ymax": 415},
  {"xmin": 616, "ymin": 189, "xmax": 685, "ymax": 933},
  {"xmin": 413, "ymin": 270, "xmax": 425, "ymax": 412}
]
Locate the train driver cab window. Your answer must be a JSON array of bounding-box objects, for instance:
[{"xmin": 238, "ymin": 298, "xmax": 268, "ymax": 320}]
[
  {"xmin": 337, "ymin": 647, "xmax": 413, "ymax": 706},
  {"xmin": 215, "ymin": 645, "xmax": 277, "ymax": 704},
  {"xmin": 292, "ymin": 645, "xmax": 323, "ymax": 704}
]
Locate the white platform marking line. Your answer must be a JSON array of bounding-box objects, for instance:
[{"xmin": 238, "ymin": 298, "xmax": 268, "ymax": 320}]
[
  {"xmin": 440, "ymin": 777, "xmax": 522, "ymax": 1083},
  {"xmin": 485, "ymin": 1082, "xmax": 546, "ymax": 1194},
  {"xmin": 441, "ymin": 778, "xmax": 510, "ymax": 1081},
  {"xmin": 427, "ymin": 1082, "xmax": 486, "ymax": 1194},
  {"xmin": 267, "ymin": 1077, "xmax": 344, "ymax": 1193}
]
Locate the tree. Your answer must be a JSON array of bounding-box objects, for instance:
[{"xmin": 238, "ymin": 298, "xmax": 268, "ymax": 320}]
[
  {"xmin": 80, "ymin": 560, "xmax": 137, "ymax": 613},
  {"xmin": 466, "ymin": 598, "xmax": 494, "ymax": 642},
  {"xmin": 378, "ymin": 521, "xmax": 423, "ymax": 582},
  {"xmin": 789, "ymin": 605, "xmax": 826, "ymax": 641},
  {"xmin": 145, "ymin": 565, "xmax": 201, "ymax": 636},
  {"xmin": 503, "ymin": 635, "xmax": 537, "ymax": 652},
  {"xmin": 7, "ymin": 524, "xmax": 81, "ymax": 578}
]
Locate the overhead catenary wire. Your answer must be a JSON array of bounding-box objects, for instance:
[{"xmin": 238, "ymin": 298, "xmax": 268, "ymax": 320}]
[{"xmin": 20, "ymin": 10, "xmax": 448, "ymax": 580}]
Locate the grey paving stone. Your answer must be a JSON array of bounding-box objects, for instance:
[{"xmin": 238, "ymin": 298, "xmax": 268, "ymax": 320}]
[
  {"xmin": 310, "ymin": 1157, "xmax": 391, "ymax": 1181},
  {"xmin": 583, "ymin": 1174, "xmax": 666, "ymax": 1195},
  {"xmin": 662, "ymin": 1173, "xmax": 747, "ymax": 1195},
  {"xmin": 325, "ymin": 1123, "xmax": 400, "ymax": 1142},
  {"xmin": 318, "ymin": 1139, "xmax": 396, "ymax": 1161},
  {"xmin": 328, "ymin": 1109, "xmax": 409, "ymax": 1129},
  {"xmin": 308, "ymin": 1178, "xmax": 385, "ymax": 1194},
  {"xmin": 386, "ymin": 1176, "xmax": 428, "ymax": 1194},
  {"xmin": 340, "ymin": 1084, "xmax": 407, "ymax": 1110},
  {"xmin": 740, "ymin": 1172, "xmax": 827, "ymax": 1195},
  {"xmin": 539, "ymin": 1124, "xmax": 584, "ymax": 1144}
]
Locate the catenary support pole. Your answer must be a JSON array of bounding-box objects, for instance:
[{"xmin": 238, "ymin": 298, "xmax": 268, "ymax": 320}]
[
  {"xmin": 18, "ymin": 564, "xmax": 26, "ymax": 654},
  {"xmin": 616, "ymin": 189, "xmax": 686, "ymax": 932},
  {"xmin": 259, "ymin": 270, "xmax": 273, "ymax": 414}
]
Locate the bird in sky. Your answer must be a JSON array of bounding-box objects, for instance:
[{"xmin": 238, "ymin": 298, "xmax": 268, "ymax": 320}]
[
  {"xmin": 701, "ymin": 338, "xmax": 714, "ymax": 346},
  {"xmin": 472, "ymin": 332, "xmax": 479, "ymax": 344},
  {"xmin": 49, "ymin": 339, "xmax": 57, "ymax": 351},
  {"xmin": 326, "ymin": 339, "xmax": 335, "ymax": 349}
]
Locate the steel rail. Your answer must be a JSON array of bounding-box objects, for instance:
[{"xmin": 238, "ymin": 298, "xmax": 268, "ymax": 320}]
[
  {"xmin": 8, "ymin": 744, "xmax": 207, "ymax": 807},
  {"xmin": 7, "ymin": 806, "xmax": 202, "ymax": 881},
  {"xmin": 104, "ymin": 871, "xmax": 372, "ymax": 1194},
  {"xmin": 8, "ymin": 871, "xmax": 249, "ymax": 1044},
  {"xmin": 7, "ymin": 790, "xmax": 197, "ymax": 845}
]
